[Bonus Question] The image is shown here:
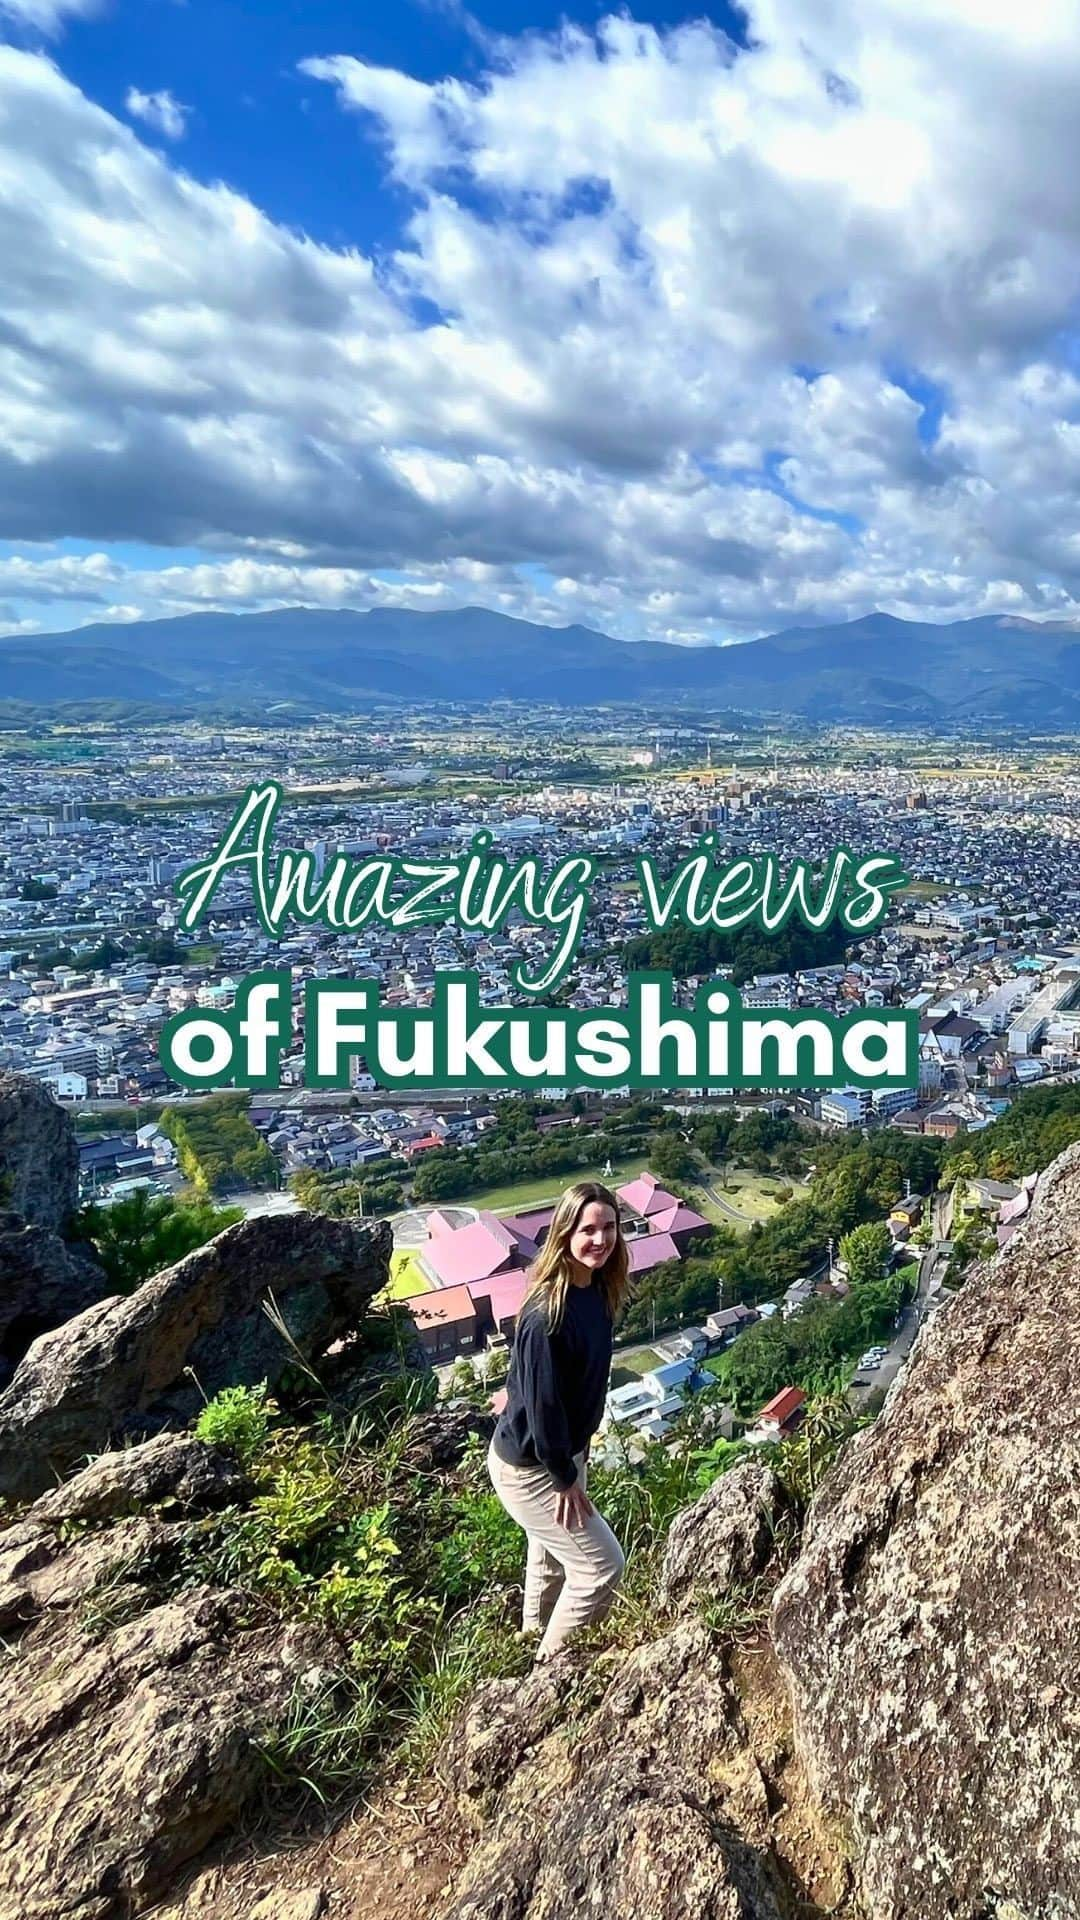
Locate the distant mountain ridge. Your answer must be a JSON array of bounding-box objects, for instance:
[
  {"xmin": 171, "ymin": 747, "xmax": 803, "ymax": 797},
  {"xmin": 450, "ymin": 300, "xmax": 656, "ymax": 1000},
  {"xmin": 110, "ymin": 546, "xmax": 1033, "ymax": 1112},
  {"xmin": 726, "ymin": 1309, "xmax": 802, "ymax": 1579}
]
[{"xmin": 4, "ymin": 603, "xmax": 1080, "ymax": 722}]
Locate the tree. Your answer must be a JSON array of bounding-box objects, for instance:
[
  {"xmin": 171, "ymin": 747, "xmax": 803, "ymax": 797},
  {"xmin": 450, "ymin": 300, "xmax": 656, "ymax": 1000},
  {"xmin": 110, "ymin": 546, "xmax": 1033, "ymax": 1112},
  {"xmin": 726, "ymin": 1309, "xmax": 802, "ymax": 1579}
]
[
  {"xmin": 75, "ymin": 1191, "xmax": 243, "ymax": 1293},
  {"xmin": 838, "ymin": 1221, "xmax": 891, "ymax": 1290},
  {"xmin": 649, "ymin": 1132, "xmax": 698, "ymax": 1185},
  {"xmin": 941, "ymin": 1149, "xmax": 977, "ymax": 1190},
  {"xmin": 289, "ymin": 1169, "xmax": 323, "ymax": 1211}
]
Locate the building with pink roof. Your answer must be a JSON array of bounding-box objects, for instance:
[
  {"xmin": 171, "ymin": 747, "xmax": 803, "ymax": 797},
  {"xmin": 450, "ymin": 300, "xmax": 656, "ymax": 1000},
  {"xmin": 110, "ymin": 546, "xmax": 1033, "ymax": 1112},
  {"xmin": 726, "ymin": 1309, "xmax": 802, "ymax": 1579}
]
[
  {"xmin": 628, "ymin": 1231, "xmax": 681, "ymax": 1273},
  {"xmin": 647, "ymin": 1200, "xmax": 712, "ymax": 1249},
  {"xmin": 400, "ymin": 1283, "xmax": 478, "ymax": 1360},
  {"xmin": 618, "ymin": 1170, "xmax": 680, "ymax": 1217},
  {"xmin": 419, "ymin": 1209, "xmax": 537, "ymax": 1290}
]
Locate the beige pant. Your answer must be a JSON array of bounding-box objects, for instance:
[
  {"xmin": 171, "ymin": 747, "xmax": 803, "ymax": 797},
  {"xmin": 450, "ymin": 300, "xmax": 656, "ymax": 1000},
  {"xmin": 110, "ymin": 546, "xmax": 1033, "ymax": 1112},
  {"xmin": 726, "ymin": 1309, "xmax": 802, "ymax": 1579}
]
[{"xmin": 487, "ymin": 1436, "xmax": 625, "ymax": 1659}]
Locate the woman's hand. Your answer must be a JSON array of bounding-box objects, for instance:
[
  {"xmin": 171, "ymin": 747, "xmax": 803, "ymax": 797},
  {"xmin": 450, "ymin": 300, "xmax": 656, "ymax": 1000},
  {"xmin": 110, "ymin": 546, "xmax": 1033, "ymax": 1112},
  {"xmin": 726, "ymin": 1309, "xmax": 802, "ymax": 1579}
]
[{"xmin": 555, "ymin": 1481, "xmax": 596, "ymax": 1529}]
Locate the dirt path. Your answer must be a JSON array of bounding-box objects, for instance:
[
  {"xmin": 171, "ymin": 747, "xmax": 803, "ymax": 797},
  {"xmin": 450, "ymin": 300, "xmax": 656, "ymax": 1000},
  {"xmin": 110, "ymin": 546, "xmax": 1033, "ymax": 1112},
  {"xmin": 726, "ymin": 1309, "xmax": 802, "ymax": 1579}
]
[{"xmin": 147, "ymin": 1773, "xmax": 469, "ymax": 1920}]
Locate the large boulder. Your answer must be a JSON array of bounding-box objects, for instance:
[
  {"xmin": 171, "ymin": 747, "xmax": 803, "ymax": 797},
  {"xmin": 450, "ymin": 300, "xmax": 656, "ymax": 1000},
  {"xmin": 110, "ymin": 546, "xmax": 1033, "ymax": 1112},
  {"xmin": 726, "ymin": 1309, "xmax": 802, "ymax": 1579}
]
[
  {"xmin": 437, "ymin": 1623, "xmax": 787, "ymax": 1920},
  {"xmin": 0, "ymin": 1212, "xmax": 108, "ymax": 1387},
  {"xmin": 659, "ymin": 1460, "xmax": 789, "ymax": 1609},
  {"xmin": 0, "ymin": 1586, "xmax": 334, "ymax": 1920},
  {"xmin": 771, "ymin": 1140, "xmax": 1080, "ymax": 1920},
  {"xmin": 0, "ymin": 1074, "xmax": 107, "ymax": 1383},
  {"xmin": 0, "ymin": 1433, "xmax": 250, "ymax": 1633},
  {"xmin": 0, "ymin": 1210, "xmax": 392, "ymax": 1500},
  {"xmin": 0, "ymin": 1430, "xmax": 333, "ymax": 1919},
  {"xmin": 0, "ymin": 1069, "xmax": 80, "ymax": 1231}
]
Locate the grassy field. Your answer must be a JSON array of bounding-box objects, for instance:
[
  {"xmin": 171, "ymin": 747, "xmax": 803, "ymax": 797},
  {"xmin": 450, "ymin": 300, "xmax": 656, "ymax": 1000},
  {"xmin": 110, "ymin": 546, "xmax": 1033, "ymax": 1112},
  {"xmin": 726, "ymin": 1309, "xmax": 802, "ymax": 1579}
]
[
  {"xmin": 377, "ymin": 1250, "xmax": 432, "ymax": 1301},
  {"xmin": 898, "ymin": 879, "xmax": 947, "ymax": 901},
  {"xmin": 461, "ymin": 1155, "xmax": 653, "ymax": 1218},
  {"xmin": 609, "ymin": 1347, "xmax": 664, "ymax": 1386},
  {"xmin": 719, "ymin": 1169, "xmax": 792, "ymax": 1221}
]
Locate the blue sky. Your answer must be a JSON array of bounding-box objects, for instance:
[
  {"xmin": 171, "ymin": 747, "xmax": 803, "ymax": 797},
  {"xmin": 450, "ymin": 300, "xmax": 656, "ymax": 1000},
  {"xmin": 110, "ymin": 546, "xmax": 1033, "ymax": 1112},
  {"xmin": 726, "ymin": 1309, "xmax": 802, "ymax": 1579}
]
[
  {"xmin": 0, "ymin": 0, "xmax": 1078, "ymax": 645},
  {"xmin": 55, "ymin": 1, "xmax": 748, "ymax": 255}
]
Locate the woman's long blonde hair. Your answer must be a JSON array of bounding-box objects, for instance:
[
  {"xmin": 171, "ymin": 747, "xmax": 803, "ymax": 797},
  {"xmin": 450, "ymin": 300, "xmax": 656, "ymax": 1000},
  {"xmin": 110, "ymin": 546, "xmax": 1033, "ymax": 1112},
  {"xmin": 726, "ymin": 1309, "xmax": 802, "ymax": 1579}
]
[{"xmin": 520, "ymin": 1180, "xmax": 630, "ymax": 1333}]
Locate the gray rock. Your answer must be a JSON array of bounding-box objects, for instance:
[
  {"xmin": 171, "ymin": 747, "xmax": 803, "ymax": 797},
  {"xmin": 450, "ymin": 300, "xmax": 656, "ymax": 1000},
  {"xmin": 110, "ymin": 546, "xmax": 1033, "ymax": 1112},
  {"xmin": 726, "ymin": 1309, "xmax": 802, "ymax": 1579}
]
[
  {"xmin": 0, "ymin": 1211, "xmax": 392, "ymax": 1500},
  {"xmin": 437, "ymin": 1621, "xmax": 785, "ymax": 1920},
  {"xmin": 0, "ymin": 1435, "xmax": 251, "ymax": 1634},
  {"xmin": 248, "ymin": 1893, "xmax": 325, "ymax": 1920},
  {"xmin": 34, "ymin": 1432, "xmax": 252, "ymax": 1525},
  {"xmin": 659, "ymin": 1460, "xmax": 788, "ymax": 1609},
  {"xmin": 0, "ymin": 1587, "xmax": 334, "ymax": 1920},
  {"xmin": 0, "ymin": 1069, "xmax": 80, "ymax": 1232},
  {"xmin": 771, "ymin": 1138, "xmax": 1080, "ymax": 1920},
  {"xmin": 0, "ymin": 1212, "xmax": 107, "ymax": 1382}
]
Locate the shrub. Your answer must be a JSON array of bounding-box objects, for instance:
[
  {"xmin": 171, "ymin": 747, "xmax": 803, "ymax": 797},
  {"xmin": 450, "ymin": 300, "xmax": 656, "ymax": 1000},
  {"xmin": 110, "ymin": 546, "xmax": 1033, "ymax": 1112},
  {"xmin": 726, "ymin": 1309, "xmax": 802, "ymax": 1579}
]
[{"xmin": 195, "ymin": 1381, "xmax": 276, "ymax": 1464}]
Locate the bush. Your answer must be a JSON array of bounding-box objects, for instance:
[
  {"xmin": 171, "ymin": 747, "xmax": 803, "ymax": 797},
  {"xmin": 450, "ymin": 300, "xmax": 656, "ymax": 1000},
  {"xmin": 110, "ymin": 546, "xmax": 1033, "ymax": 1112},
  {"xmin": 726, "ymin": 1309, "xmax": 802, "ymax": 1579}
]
[
  {"xmin": 195, "ymin": 1381, "xmax": 277, "ymax": 1464},
  {"xmin": 75, "ymin": 1190, "xmax": 243, "ymax": 1292}
]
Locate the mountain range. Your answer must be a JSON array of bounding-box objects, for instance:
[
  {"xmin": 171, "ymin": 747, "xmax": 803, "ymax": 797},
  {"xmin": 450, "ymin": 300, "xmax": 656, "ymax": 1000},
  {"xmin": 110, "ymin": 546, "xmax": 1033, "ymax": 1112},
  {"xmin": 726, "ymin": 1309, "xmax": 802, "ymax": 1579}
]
[{"xmin": 2, "ymin": 605, "xmax": 1079, "ymax": 724}]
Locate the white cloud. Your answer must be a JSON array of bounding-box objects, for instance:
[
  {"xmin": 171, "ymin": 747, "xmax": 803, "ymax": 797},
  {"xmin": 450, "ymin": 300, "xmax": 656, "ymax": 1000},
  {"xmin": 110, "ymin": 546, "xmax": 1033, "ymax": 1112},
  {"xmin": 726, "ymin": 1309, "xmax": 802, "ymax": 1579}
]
[
  {"xmin": 124, "ymin": 86, "xmax": 188, "ymax": 141},
  {"xmin": 3, "ymin": 8, "xmax": 1080, "ymax": 640},
  {"xmin": 0, "ymin": 0, "xmax": 102, "ymax": 35}
]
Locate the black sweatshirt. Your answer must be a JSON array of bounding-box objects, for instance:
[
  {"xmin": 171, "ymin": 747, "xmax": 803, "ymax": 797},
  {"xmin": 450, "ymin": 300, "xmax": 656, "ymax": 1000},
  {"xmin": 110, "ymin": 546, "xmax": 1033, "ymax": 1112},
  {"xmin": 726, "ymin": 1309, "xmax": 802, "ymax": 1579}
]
[{"xmin": 492, "ymin": 1280, "xmax": 614, "ymax": 1489}]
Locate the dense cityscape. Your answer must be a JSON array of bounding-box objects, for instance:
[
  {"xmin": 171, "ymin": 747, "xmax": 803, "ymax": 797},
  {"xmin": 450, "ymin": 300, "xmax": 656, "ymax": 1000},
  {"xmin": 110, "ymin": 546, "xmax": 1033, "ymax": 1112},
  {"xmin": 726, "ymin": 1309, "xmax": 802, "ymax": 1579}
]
[{"xmin": 2, "ymin": 705, "xmax": 1077, "ymax": 1441}]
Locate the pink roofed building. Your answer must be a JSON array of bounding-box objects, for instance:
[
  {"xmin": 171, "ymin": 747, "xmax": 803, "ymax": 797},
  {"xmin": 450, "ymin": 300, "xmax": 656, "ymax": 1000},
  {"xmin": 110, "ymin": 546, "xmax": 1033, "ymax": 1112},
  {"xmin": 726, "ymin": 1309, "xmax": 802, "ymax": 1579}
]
[
  {"xmin": 400, "ymin": 1283, "xmax": 478, "ymax": 1360},
  {"xmin": 618, "ymin": 1170, "xmax": 681, "ymax": 1217},
  {"xmin": 647, "ymin": 1199, "xmax": 711, "ymax": 1250},
  {"xmin": 419, "ymin": 1209, "xmax": 538, "ymax": 1290},
  {"xmin": 628, "ymin": 1231, "xmax": 681, "ymax": 1275}
]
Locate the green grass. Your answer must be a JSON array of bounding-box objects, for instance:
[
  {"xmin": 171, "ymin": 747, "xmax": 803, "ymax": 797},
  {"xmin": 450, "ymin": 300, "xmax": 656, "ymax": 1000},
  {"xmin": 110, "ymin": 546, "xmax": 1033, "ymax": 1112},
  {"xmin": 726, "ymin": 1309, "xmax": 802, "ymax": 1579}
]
[
  {"xmin": 609, "ymin": 1348, "xmax": 664, "ymax": 1385},
  {"xmin": 898, "ymin": 879, "xmax": 947, "ymax": 901},
  {"xmin": 700, "ymin": 1354, "xmax": 733, "ymax": 1381},
  {"xmin": 462, "ymin": 1155, "xmax": 652, "ymax": 1217},
  {"xmin": 378, "ymin": 1251, "xmax": 432, "ymax": 1301},
  {"xmin": 183, "ymin": 942, "xmax": 221, "ymax": 967},
  {"xmin": 719, "ymin": 1169, "xmax": 788, "ymax": 1221}
]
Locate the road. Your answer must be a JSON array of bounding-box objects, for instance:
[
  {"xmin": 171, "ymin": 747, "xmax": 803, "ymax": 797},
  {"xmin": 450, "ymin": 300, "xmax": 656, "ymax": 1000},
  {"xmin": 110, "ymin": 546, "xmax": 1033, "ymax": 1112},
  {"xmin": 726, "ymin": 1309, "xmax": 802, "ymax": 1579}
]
[
  {"xmin": 848, "ymin": 1238, "xmax": 951, "ymax": 1407},
  {"xmin": 696, "ymin": 1175, "xmax": 752, "ymax": 1224},
  {"xmin": 215, "ymin": 1187, "xmax": 301, "ymax": 1219}
]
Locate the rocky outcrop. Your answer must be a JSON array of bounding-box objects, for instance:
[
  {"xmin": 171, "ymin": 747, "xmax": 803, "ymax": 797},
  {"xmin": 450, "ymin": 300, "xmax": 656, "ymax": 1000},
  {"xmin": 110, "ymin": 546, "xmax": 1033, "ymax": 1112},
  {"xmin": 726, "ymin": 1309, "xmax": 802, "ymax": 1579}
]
[
  {"xmin": 0, "ymin": 1433, "xmax": 250, "ymax": 1634},
  {"xmin": 0, "ymin": 1074, "xmax": 107, "ymax": 1383},
  {"xmin": 771, "ymin": 1140, "xmax": 1080, "ymax": 1920},
  {"xmin": 660, "ymin": 1460, "xmax": 789, "ymax": 1608},
  {"xmin": 0, "ymin": 1211, "xmax": 107, "ymax": 1386},
  {"xmin": 434, "ymin": 1454, "xmax": 808, "ymax": 1920},
  {"xmin": 0, "ymin": 1210, "xmax": 392, "ymax": 1500},
  {"xmin": 0, "ymin": 1068, "xmax": 80, "ymax": 1231},
  {"xmin": 0, "ymin": 1431, "xmax": 335, "ymax": 1920},
  {"xmin": 439, "ymin": 1624, "xmax": 786, "ymax": 1920},
  {"xmin": 0, "ymin": 1586, "xmax": 333, "ymax": 1920}
]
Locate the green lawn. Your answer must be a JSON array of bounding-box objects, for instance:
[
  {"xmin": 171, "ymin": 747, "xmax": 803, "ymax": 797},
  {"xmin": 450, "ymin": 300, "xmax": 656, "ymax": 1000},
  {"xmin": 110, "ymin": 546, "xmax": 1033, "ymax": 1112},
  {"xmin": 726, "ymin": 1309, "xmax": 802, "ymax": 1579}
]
[
  {"xmin": 609, "ymin": 1347, "xmax": 664, "ymax": 1385},
  {"xmin": 378, "ymin": 1250, "xmax": 432, "ymax": 1301},
  {"xmin": 719, "ymin": 1168, "xmax": 791, "ymax": 1221},
  {"xmin": 462, "ymin": 1155, "xmax": 653, "ymax": 1218}
]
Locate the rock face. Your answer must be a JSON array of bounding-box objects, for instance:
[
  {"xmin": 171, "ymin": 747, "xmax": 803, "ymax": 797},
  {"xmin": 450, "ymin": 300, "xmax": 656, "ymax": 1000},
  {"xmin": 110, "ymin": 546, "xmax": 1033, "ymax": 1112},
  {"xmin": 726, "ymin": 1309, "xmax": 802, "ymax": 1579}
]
[
  {"xmin": 771, "ymin": 1140, "xmax": 1080, "ymax": 1920},
  {"xmin": 0, "ymin": 1211, "xmax": 107, "ymax": 1386},
  {"xmin": 439, "ymin": 1623, "xmax": 786, "ymax": 1920},
  {"xmin": 0, "ymin": 1431, "xmax": 336, "ymax": 1920},
  {"xmin": 0, "ymin": 1210, "xmax": 392, "ymax": 1500},
  {"xmin": 0, "ymin": 1068, "xmax": 80, "ymax": 1231},
  {"xmin": 434, "ymin": 1458, "xmax": 807, "ymax": 1920},
  {"xmin": 660, "ymin": 1460, "xmax": 789, "ymax": 1608},
  {"xmin": 0, "ymin": 1074, "xmax": 107, "ymax": 1383}
]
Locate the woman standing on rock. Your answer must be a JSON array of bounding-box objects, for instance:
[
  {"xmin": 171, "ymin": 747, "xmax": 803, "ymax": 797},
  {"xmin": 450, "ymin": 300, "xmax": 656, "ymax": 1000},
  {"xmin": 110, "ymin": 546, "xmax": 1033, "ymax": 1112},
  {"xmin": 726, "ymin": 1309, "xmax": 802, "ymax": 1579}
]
[{"xmin": 488, "ymin": 1180, "xmax": 629, "ymax": 1662}]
